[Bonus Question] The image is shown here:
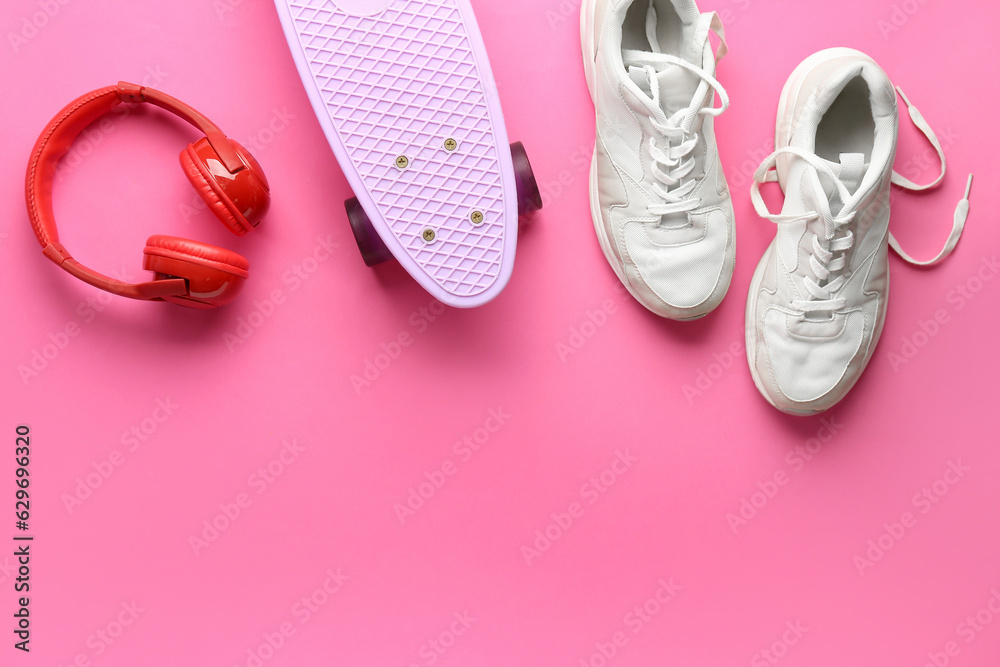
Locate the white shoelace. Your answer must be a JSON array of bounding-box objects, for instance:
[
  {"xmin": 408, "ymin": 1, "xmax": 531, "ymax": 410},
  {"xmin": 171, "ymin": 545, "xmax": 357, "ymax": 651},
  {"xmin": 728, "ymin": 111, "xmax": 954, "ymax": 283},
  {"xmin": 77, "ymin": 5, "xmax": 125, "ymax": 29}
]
[
  {"xmin": 623, "ymin": 11, "xmax": 729, "ymax": 218},
  {"xmin": 889, "ymin": 87, "xmax": 973, "ymax": 266},
  {"xmin": 751, "ymin": 87, "xmax": 974, "ymax": 316},
  {"xmin": 751, "ymin": 148, "xmax": 857, "ymax": 313}
]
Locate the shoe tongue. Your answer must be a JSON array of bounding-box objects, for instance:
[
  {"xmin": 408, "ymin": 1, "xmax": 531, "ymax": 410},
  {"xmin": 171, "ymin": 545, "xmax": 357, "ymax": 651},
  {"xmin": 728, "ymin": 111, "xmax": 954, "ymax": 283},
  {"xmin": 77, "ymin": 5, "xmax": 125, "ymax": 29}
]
[
  {"xmin": 815, "ymin": 153, "xmax": 869, "ymax": 212},
  {"xmin": 627, "ymin": 58, "xmax": 701, "ymax": 117},
  {"xmin": 835, "ymin": 153, "xmax": 867, "ymax": 193}
]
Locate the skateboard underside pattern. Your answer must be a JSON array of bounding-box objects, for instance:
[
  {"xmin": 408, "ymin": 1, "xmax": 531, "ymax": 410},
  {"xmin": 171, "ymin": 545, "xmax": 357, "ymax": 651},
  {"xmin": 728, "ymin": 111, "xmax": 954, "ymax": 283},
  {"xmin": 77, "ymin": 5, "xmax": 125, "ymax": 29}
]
[{"xmin": 284, "ymin": 0, "xmax": 509, "ymax": 298}]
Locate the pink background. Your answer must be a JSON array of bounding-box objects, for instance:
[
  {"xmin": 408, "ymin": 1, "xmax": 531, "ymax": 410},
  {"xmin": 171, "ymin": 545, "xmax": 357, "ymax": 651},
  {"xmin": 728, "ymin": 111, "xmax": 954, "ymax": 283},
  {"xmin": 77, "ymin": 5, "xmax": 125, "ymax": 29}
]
[{"xmin": 2, "ymin": 0, "xmax": 999, "ymax": 665}]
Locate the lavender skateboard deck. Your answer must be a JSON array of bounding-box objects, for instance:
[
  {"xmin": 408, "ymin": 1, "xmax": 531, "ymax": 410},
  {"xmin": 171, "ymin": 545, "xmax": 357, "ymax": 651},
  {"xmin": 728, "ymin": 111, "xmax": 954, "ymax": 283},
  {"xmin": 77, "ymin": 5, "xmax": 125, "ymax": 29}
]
[{"xmin": 275, "ymin": 0, "xmax": 540, "ymax": 308}]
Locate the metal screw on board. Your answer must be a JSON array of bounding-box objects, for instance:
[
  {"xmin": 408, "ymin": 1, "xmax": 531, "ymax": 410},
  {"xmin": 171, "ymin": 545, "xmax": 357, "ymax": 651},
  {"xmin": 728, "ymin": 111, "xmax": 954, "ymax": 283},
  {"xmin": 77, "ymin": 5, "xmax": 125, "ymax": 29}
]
[
  {"xmin": 470, "ymin": 211, "xmax": 484, "ymax": 225},
  {"xmin": 444, "ymin": 138, "xmax": 458, "ymax": 152},
  {"xmin": 395, "ymin": 155, "xmax": 409, "ymax": 170},
  {"xmin": 422, "ymin": 229, "xmax": 437, "ymax": 243}
]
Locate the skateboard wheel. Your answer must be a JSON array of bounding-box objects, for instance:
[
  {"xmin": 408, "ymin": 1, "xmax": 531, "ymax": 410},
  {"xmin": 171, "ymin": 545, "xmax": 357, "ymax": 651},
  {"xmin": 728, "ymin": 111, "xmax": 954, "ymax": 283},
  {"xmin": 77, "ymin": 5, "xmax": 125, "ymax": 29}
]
[
  {"xmin": 511, "ymin": 141, "xmax": 543, "ymax": 216},
  {"xmin": 345, "ymin": 197, "xmax": 393, "ymax": 267}
]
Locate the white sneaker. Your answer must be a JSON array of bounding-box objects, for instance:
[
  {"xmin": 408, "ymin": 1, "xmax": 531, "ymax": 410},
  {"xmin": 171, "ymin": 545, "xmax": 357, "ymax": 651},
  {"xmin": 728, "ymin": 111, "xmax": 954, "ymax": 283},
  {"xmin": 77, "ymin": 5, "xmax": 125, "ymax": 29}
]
[
  {"xmin": 581, "ymin": 0, "xmax": 734, "ymax": 320},
  {"xmin": 746, "ymin": 48, "xmax": 972, "ymax": 415}
]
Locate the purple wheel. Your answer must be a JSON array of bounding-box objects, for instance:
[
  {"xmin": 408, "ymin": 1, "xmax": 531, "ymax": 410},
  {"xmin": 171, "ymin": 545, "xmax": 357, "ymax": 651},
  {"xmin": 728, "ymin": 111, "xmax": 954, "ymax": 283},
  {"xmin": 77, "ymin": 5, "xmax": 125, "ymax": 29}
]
[
  {"xmin": 511, "ymin": 141, "xmax": 543, "ymax": 216},
  {"xmin": 346, "ymin": 197, "xmax": 393, "ymax": 267}
]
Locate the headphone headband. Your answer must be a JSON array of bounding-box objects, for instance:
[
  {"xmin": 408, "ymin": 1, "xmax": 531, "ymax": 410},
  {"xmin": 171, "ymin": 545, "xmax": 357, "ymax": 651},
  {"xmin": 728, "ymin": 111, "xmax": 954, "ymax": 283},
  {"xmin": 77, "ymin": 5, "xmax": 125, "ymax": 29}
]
[
  {"xmin": 25, "ymin": 82, "xmax": 249, "ymax": 303},
  {"xmin": 116, "ymin": 82, "xmax": 244, "ymax": 174}
]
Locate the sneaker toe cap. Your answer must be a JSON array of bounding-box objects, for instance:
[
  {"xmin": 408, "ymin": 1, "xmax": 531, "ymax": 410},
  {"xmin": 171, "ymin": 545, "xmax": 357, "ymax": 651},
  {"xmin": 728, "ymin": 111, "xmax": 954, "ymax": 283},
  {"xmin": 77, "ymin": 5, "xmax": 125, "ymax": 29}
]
[
  {"xmin": 756, "ymin": 308, "xmax": 867, "ymax": 412},
  {"xmin": 621, "ymin": 210, "xmax": 733, "ymax": 317}
]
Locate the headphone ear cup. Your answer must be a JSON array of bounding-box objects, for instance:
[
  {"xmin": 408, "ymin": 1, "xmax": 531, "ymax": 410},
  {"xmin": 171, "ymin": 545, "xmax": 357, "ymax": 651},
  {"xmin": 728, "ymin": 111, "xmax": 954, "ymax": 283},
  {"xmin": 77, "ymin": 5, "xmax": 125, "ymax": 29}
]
[
  {"xmin": 143, "ymin": 235, "xmax": 249, "ymax": 309},
  {"xmin": 181, "ymin": 138, "xmax": 271, "ymax": 236}
]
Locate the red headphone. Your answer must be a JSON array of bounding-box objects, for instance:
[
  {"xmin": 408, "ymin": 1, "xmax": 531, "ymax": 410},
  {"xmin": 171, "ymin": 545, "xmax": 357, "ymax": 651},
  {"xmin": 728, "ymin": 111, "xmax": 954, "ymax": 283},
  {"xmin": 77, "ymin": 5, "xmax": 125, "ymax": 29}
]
[{"xmin": 25, "ymin": 81, "xmax": 271, "ymax": 309}]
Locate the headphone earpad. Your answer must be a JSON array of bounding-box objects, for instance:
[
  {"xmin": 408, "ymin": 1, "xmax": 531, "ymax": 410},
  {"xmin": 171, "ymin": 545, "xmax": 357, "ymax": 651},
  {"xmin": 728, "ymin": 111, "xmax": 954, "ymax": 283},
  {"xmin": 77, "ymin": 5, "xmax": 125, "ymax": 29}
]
[
  {"xmin": 143, "ymin": 235, "xmax": 250, "ymax": 309},
  {"xmin": 180, "ymin": 138, "xmax": 271, "ymax": 237}
]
